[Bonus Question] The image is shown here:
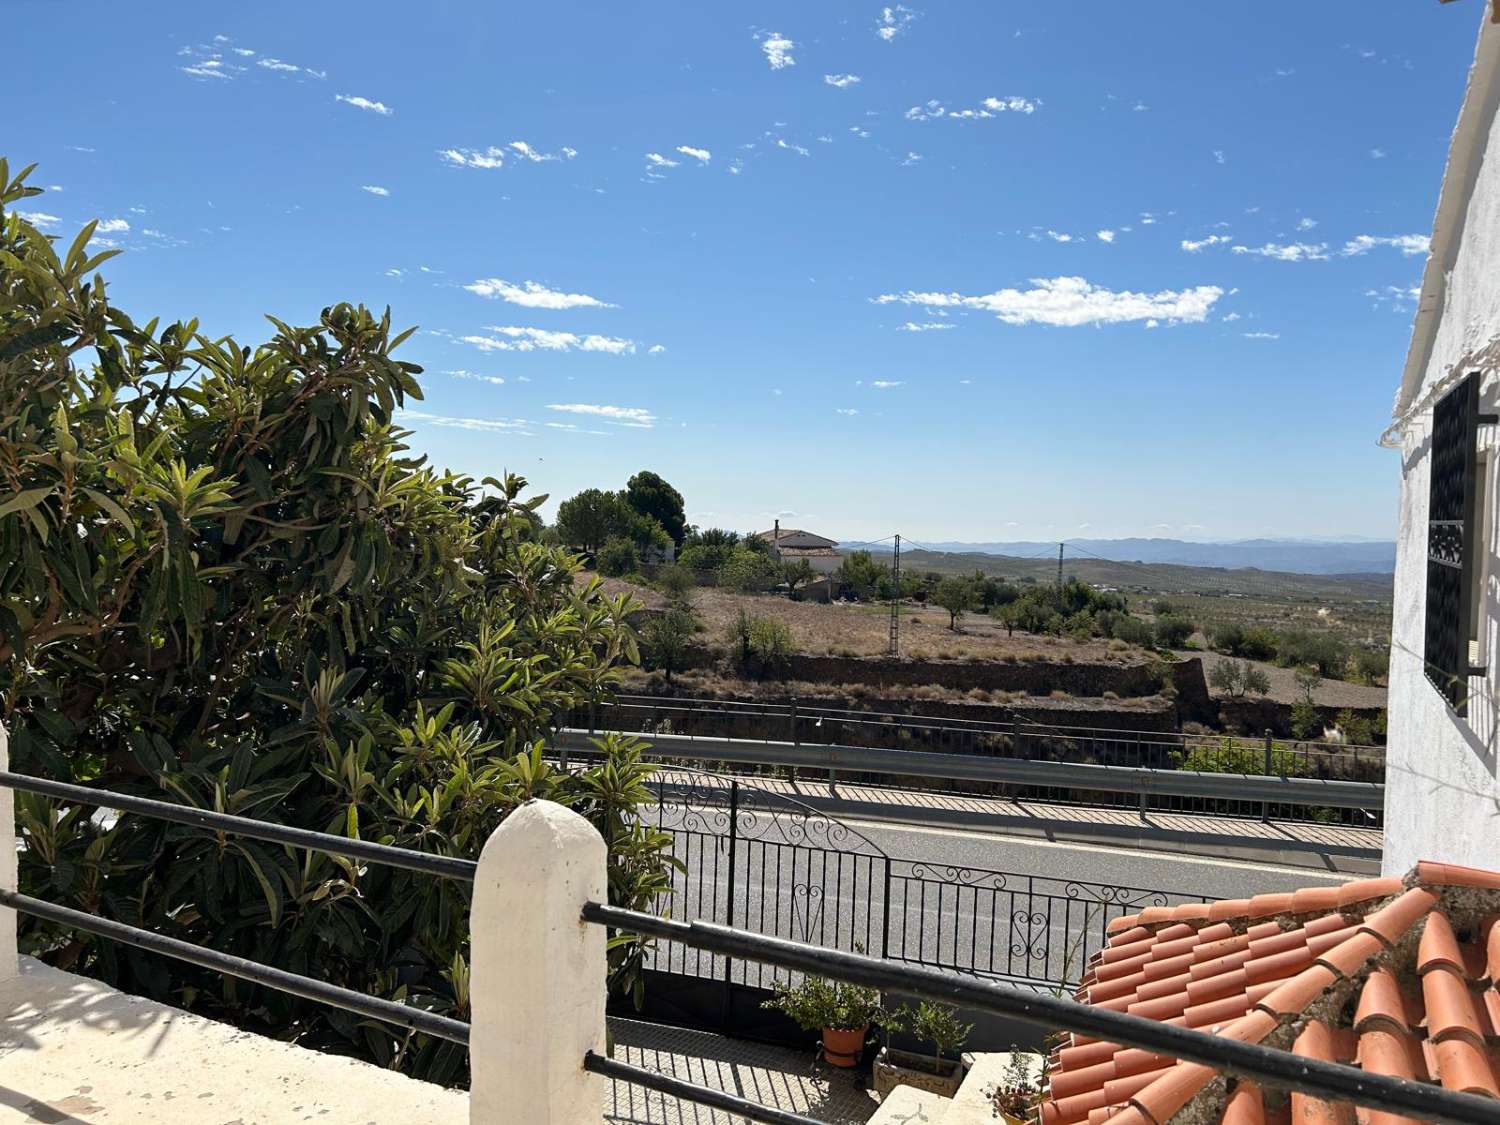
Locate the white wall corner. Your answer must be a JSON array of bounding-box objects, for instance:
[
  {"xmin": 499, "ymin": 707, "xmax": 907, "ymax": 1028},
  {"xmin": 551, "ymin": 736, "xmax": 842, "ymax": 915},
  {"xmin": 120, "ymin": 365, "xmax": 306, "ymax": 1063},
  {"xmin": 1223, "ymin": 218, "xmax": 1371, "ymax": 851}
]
[{"xmin": 468, "ymin": 799, "xmax": 608, "ymax": 1125}]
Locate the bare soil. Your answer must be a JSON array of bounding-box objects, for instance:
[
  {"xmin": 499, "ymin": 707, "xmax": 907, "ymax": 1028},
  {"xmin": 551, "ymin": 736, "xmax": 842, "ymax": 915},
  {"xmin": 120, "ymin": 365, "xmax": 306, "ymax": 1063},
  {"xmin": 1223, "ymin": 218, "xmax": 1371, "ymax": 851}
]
[
  {"xmin": 1183, "ymin": 649, "xmax": 1387, "ymax": 710},
  {"xmin": 593, "ymin": 576, "xmax": 1153, "ymax": 666}
]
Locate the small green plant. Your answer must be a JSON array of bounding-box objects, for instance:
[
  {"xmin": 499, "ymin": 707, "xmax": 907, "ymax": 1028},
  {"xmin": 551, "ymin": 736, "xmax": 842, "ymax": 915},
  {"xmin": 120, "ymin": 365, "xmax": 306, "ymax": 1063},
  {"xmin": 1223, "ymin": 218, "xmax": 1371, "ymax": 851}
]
[
  {"xmin": 762, "ymin": 974, "xmax": 899, "ymax": 1032},
  {"xmin": 748, "ymin": 617, "xmax": 794, "ymax": 678},
  {"xmin": 597, "ymin": 536, "xmax": 639, "ymax": 577},
  {"xmin": 990, "ymin": 1049, "xmax": 1043, "ymax": 1121},
  {"xmin": 1290, "ymin": 700, "xmax": 1322, "ymax": 740},
  {"xmin": 905, "ymin": 1001, "xmax": 972, "ymax": 1074}
]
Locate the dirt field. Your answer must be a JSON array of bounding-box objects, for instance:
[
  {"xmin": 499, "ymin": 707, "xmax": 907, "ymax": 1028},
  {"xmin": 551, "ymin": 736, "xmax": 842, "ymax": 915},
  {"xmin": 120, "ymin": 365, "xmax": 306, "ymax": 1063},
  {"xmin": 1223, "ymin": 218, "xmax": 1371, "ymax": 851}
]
[
  {"xmin": 593, "ymin": 576, "xmax": 1152, "ymax": 665},
  {"xmin": 1185, "ymin": 649, "xmax": 1387, "ymax": 709}
]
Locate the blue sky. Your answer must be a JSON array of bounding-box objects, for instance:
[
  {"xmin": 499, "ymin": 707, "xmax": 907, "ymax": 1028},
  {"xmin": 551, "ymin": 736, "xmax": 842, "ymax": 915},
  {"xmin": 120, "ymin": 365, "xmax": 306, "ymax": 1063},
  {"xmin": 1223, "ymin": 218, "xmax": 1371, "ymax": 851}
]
[{"xmin": 8, "ymin": 2, "xmax": 1483, "ymax": 541}]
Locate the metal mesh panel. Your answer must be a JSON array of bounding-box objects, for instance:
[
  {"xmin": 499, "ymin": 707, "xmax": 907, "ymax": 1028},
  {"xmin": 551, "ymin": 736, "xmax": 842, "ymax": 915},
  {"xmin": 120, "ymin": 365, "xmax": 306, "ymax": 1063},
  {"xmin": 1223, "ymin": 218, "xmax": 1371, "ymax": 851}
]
[{"xmin": 1425, "ymin": 371, "xmax": 1480, "ymax": 712}]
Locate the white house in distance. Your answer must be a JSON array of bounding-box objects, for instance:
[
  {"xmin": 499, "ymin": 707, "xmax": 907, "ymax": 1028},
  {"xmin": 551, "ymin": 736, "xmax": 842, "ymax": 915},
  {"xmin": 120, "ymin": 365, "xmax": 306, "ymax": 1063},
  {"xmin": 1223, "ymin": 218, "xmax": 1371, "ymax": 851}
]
[
  {"xmin": 755, "ymin": 523, "xmax": 842, "ymax": 575},
  {"xmin": 1383, "ymin": 2, "xmax": 1500, "ymax": 874}
]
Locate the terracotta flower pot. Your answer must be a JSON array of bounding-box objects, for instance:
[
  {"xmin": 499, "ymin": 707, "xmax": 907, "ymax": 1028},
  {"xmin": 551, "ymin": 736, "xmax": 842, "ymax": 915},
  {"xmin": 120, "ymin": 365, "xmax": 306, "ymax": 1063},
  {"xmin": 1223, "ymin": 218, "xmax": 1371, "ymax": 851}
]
[{"xmin": 821, "ymin": 1024, "xmax": 868, "ymax": 1067}]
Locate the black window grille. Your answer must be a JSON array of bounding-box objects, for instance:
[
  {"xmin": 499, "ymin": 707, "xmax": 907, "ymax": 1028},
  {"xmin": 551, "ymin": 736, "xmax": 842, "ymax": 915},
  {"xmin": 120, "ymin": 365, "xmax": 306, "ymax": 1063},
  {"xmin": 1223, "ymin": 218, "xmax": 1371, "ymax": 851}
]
[{"xmin": 1425, "ymin": 371, "xmax": 1482, "ymax": 712}]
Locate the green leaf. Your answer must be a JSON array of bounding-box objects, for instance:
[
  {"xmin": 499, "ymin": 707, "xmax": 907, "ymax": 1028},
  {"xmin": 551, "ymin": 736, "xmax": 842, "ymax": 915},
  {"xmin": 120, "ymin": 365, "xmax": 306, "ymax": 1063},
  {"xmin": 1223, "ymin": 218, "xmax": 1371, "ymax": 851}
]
[
  {"xmin": 0, "ymin": 487, "xmax": 54, "ymax": 519},
  {"xmin": 81, "ymin": 488, "xmax": 136, "ymax": 537}
]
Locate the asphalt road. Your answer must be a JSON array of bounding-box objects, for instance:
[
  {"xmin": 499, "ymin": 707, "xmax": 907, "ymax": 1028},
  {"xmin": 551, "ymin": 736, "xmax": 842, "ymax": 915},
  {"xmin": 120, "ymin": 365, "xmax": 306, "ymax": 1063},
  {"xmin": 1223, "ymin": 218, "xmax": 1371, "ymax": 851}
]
[{"xmin": 642, "ymin": 801, "xmax": 1346, "ymax": 994}]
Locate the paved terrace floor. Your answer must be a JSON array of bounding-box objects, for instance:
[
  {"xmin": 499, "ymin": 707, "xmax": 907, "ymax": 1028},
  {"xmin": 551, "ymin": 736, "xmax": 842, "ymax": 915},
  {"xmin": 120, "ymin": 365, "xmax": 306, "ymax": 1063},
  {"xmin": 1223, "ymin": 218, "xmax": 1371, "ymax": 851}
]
[{"xmin": 0, "ymin": 958, "xmax": 876, "ymax": 1124}]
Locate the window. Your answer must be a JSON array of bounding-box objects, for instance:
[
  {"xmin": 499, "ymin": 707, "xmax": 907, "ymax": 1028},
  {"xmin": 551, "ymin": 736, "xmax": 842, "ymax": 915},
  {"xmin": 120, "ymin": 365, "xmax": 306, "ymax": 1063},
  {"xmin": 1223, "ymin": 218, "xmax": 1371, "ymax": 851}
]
[{"xmin": 1425, "ymin": 371, "xmax": 1484, "ymax": 713}]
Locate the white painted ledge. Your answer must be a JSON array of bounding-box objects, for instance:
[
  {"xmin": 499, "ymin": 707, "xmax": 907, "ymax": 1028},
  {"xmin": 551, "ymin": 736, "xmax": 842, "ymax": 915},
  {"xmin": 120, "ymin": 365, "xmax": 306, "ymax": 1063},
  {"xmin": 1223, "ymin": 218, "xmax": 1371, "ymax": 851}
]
[{"xmin": 0, "ymin": 957, "xmax": 468, "ymax": 1124}]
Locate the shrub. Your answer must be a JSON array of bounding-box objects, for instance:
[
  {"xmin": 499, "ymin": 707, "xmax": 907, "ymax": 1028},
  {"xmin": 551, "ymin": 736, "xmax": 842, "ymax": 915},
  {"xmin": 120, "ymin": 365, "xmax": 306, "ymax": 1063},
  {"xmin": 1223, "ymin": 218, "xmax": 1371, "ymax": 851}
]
[
  {"xmin": 1291, "ymin": 701, "xmax": 1322, "ymax": 739},
  {"xmin": 1209, "ymin": 659, "xmax": 1271, "ymax": 698},
  {"xmin": 598, "ymin": 536, "xmax": 640, "ymax": 577},
  {"xmin": 718, "ymin": 548, "xmax": 778, "ymax": 592},
  {"xmin": 1277, "ymin": 630, "xmax": 1348, "ymax": 679},
  {"xmin": 1352, "ymin": 647, "xmax": 1390, "ymax": 684},
  {"xmin": 677, "ymin": 542, "xmax": 733, "ymax": 575},
  {"xmin": 748, "ymin": 617, "xmax": 795, "ymax": 677},
  {"xmin": 763, "ymin": 974, "xmax": 899, "ymax": 1033},
  {"xmin": 905, "ymin": 1001, "xmax": 973, "ymax": 1073},
  {"xmin": 643, "ymin": 607, "xmax": 697, "ymax": 682},
  {"xmin": 656, "ymin": 563, "xmax": 696, "ymax": 600},
  {"xmin": 1153, "ymin": 616, "xmax": 1195, "ymax": 649},
  {"xmin": 1111, "ymin": 616, "xmax": 1154, "ymax": 647},
  {"xmin": 0, "ymin": 164, "xmax": 664, "ymax": 1082}
]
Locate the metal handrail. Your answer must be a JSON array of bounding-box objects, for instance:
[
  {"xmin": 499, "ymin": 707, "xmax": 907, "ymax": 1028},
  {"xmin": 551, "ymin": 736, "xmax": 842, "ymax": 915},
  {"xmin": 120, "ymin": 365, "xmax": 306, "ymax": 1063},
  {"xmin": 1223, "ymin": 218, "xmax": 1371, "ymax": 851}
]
[
  {"xmin": 0, "ymin": 770, "xmax": 476, "ymax": 881},
  {"xmin": 555, "ymin": 729, "xmax": 1385, "ymax": 810},
  {"xmin": 580, "ymin": 901, "xmax": 1497, "ymax": 1125}
]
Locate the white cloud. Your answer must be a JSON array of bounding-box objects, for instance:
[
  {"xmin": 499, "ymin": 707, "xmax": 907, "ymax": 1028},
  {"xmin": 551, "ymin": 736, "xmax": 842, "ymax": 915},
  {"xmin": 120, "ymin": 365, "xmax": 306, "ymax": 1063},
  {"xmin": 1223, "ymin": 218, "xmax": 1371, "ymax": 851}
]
[
  {"xmin": 775, "ymin": 139, "xmax": 811, "ymax": 157},
  {"xmin": 17, "ymin": 211, "xmax": 60, "ymax": 228},
  {"xmin": 645, "ymin": 152, "xmax": 679, "ymax": 168},
  {"xmin": 440, "ymin": 147, "xmax": 506, "ymax": 169},
  {"xmin": 1213, "ymin": 149, "xmax": 1226, "ymax": 165},
  {"xmin": 1221, "ymin": 312, "xmax": 1241, "ymax": 322},
  {"xmin": 1340, "ymin": 234, "xmax": 1430, "ymax": 257},
  {"xmin": 258, "ymin": 57, "xmax": 300, "ymax": 73},
  {"xmin": 1296, "ymin": 217, "xmax": 1318, "ymax": 230},
  {"xmin": 676, "ymin": 145, "xmax": 711, "ymax": 163},
  {"xmin": 648, "ymin": 344, "xmax": 667, "ymax": 354},
  {"xmin": 361, "ymin": 185, "xmax": 390, "ymax": 197},
  {"xmin": 873, "ymin": 276, "xmax": 1224, "ymax": 328},
  {"xmin": 1231, "ymin": 241, "xmax": 1329, "ymax": 261},
  {"xmin": 232, "ymin": 47, "xmax": 255, "ymax": 57},
  {"xmin": 396, "ymin": 409, "xmax": 531, "ymax": 434},
  {"xmin": 336, "ymin": 94, "xmax": 393, "ymax": 116},
  {"xmin": 1180, "ymin": 234, "xmax": 1231, "ymax": 252},
  {"xmin": 96, "ymin": 218, "xmax": 130, "ymax": 234},
  {"xmin": 902, "ymin": 151, "xmax": 923, "ymax": 165},
  {"xmin": 872, "ymin": 380, "xmax": 903, "ymax": 388},
  {"xmin": 181, "ymin": 62, "xmax": 230, "ymax": 80},
  {"xmin": 547, "ymin": 403, "xmax": 656, "ymax": 428},
  {"xmin": 905, "ymin": 96, "xmax": 1038, "ymax": 121},
  {"xmin": 1243, "ymin": 331, "xmax": 1280, "ymax": 340},
  {"xmin": 1097, "ymin": 230, "xmax": 1116, "ymax": 243},
  {"xmin": 1370, "ymin": 147, "xmax": 1386, "ymax": 159},
  {"xmin": 898, "ymin": 321, "xmax": 955, "ymax": 332},
  {"xmin": 876, "ymin": 5, "xmax": 919, "ymax": 41},
  {"xmin": 446, "ymin": 369, "xmax": 506, "ymax": 386},
  {"xmin": 1044, "ymin": 230, "xmax": 1073, "ymax": 243},
  {"xmin": 464, "ymin": 327, "xmax": 636, "ymax": 354},
  {"xmin": 463, "ymin": 279, "xmax": 615, "ymax": 309},
  {"xmin": 825, "ymin": 74, "xmax": 862, "ymax": 88},
  {"xmin": 1366, "ymin": 284, "xmax": 1422, "ymax": 310},
  {"xmin": 385, "ymin": 268, "xmax": 405, "ymax": 278},
  {"xmin": 836, "ymin": 408, "xmax": 860, "ymax": 415},
  {"xmin": 762, "ymin": 32, "xmax": 795, "ymax": 70}
]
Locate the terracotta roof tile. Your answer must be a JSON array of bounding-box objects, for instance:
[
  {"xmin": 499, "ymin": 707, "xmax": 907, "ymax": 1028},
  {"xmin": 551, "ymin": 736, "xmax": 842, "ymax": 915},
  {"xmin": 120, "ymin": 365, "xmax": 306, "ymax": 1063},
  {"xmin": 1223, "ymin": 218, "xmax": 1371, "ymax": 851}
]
[{"xmin": 1038, "ymin": 863, "xmax": 1500, "ymax": 1124}]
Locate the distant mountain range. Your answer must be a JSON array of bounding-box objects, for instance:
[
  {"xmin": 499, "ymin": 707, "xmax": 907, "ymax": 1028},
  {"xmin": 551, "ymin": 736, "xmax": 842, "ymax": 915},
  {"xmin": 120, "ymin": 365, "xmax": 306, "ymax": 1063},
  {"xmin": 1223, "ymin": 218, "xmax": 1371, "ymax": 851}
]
[{"xmin": 848, "ymin": 538, "xmax": 1397, "ymax": 576}]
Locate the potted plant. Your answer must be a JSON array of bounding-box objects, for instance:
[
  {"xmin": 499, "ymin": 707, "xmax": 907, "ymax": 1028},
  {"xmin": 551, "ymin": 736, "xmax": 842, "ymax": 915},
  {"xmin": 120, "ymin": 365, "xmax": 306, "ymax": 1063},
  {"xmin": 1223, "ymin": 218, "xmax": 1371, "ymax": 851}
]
[
  {"xmin": 762, "ymin": 974, "xmax": 898, "ymax": 1067},
  {"xmin": 873, "ymin": 1001, "xmax": 973, "ymax": 1099},
  {"xmin": 989, "ymin": 1050, "xmax": 1044, "ymax": 1125}
]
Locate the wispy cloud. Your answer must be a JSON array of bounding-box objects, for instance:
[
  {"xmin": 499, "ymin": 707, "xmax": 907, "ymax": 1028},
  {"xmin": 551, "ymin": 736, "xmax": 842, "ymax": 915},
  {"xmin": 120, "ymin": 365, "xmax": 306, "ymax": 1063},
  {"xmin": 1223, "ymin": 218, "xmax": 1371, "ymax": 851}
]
[
  {"xmin": 1180, "ymin": 234, "xmax": 1231, "ymax": 252},
  {"xmin": 676, "ymin": 145, "xmax": 711, "ymax": 163},
  {"xmin": 463, "ymin": 327, "xmax": 636, "ymax": 354},
  {"xmin": 825, "ymin": 74, "xmax": 862, "ymax": 88},
  {"xmin": 1231, "ymin": 241, "xmax": 1328, "ymax": 262},
  {"xmin": 874, "ymin": 276, "xmax": 1223, "ymax": 328},
  {"xmin": 897, "ymin": 321, "xmax": 955, "ymax": 332},
  {"xmin": 1340, "ymin": 234, "xmax": 1429, "ymax": 257},
  {"xmin": 1366, "ymin": 284, "xmax": 1422, "ymax": 311},
  {"xmin": 877, "ymin": 5, "xmax": 919, "ymax": 41},
  {"xmin": 547, "ymin": 403, "xmax": 656, "ymax": 428},
  {"xmin": 1243, "ymin": 331, "xmax": 1280, "ymax": 340},
  {"xmin": 396, "ymin": 409, "xmax": 532, "ymax": 434},
  {"xmin": 1213, "ymin": 149, "xmax": 1226, "ymax": 165},
  {"xmin": 1097, "ymin": 230, "xmax": 1116, "ymax": 243},
  {"xmin": 17, "ymin": 211, "xmax": 60, "ymax": 228},
  {"xmin": 258, "ymin": 57, "xmax": 302, "ymax": 74},
  {"xmin": 775, "ymin": 139, "xmax": 811, "ymax": 157},
  {"xmin": 463, "ymin": 279, "xmax": 615, "ymax": 309},
  {"xmin": 440, "ymin": 147, "xmax": 506, "ymax": 169},
  {"xmin": 645, "ymin": 152, "xmax": 680, "ymax": 168},
  {"xmin": 1369, "ymin": 147, "xmax": 1386, "ymax": 160},
  {"xmin": 1296, "ymin": 217, "xmax": 1318, "ymax": 230},
  {"xmin": 361, "ymin": 185, "xmax": 390, "ymax": 196},
  {"xmin": 336, "ymin": 94, "xmax": 393, "ymax": 116},
  {"xmin": 96, "ymin": 218, "xmax": 130, "ymax": 234},
  {"xmin": 439, "ymin": 142, "xmax": 574, "ymax": 169},
  {"xmin": 836, "ymin": 407, "xmax": 860, "ymax": 416},
  {"xmin": 446, "ymin": 369, "xmax": 506, "ymax": 386},
  {"xmin": 905, "ymin": 96, "xmax": 1038, "ymax": 121},
  {"xmin": 872, "ymin": 380, "xmax": 903, "ymax": 388},
  {"xmin": 761, "ymin": 32, "xmax": 795, "ymax": 70}
]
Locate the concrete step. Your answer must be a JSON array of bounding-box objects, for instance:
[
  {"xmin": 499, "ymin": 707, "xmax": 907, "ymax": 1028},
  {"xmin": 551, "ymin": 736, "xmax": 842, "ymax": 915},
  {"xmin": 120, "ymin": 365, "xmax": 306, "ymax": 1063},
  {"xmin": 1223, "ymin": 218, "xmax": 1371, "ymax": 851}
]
[{"xmin": 869, "ymin": 1083, "xmax": 950, "ymax": 1124}]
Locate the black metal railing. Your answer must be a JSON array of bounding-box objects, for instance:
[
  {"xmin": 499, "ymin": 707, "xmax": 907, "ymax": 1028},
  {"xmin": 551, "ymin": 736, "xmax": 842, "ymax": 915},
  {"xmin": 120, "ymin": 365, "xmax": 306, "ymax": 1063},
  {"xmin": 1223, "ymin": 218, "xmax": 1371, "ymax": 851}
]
[
  {"xmin": 0, "ymin": 769, "xmax": 474, "ymax": 1044},
  {"xmin": 581, "ymin": 901, "xmax": 1498, "ymax": 1125}
]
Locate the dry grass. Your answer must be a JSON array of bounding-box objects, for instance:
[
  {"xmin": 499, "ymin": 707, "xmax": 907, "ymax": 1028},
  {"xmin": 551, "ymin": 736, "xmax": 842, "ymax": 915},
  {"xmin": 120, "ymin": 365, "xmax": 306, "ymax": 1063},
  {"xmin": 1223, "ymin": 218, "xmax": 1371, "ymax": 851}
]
[{"xmin": 591, "ymin": 575, "xmax": 1152, "ymax": 665}]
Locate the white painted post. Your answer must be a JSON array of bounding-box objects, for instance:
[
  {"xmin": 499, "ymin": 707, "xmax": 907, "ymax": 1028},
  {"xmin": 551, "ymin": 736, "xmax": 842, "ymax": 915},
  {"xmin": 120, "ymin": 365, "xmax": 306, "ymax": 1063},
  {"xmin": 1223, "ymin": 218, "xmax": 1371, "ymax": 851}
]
[
  {"xmin": 469, "ymin": 799, "xmax": 607, "ymax": 1125},
  {"xmin": 0, "ymin": 724, "xmax": 16, "ymax": 983}
]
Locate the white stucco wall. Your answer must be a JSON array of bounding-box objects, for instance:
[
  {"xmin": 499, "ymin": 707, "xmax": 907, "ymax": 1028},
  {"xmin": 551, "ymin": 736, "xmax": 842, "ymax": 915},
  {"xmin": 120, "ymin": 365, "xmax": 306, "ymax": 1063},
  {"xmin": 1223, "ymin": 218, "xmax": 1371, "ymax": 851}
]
[{"xmin": 1385, "ymin": 14, "xmax": 1500, "ymax": 874}]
